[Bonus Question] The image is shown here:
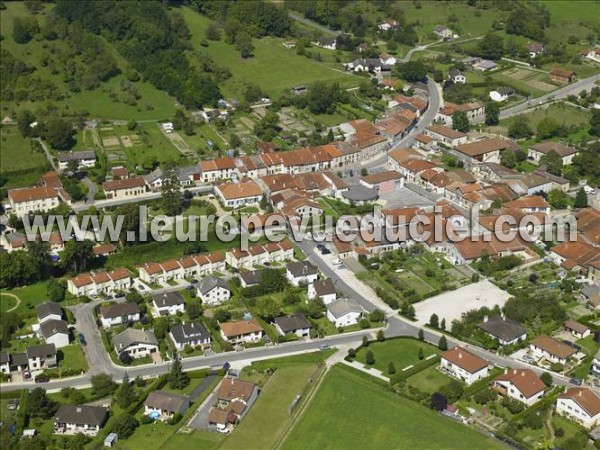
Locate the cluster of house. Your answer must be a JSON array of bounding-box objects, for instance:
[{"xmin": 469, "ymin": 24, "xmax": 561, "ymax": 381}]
[
  {"xmin": 207, "ymin": 378, "xmax": 258, "ymax": 432},
  {"xmin": 0, "ymin": 343, "xmax": 57, "ymax": 376},
  {"xmin": 32, "ymin": 301, "xmax": 70, "ymax": 349},
  {"xmin": 6, "ymin": 171, "xmax": 72, "ymax": 218},
  {"xmin": 440, "ymin": 346, "xmax": 600, "ymax": 428}
]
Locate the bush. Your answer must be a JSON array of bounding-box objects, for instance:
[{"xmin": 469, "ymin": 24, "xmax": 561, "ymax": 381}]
[
  {"xmin": 365, "ymin": 350, "xmax": 375, "ymax": 365},
  {"xmin": 169, "ymin": 413, "xmax": 182, "ymax": 425},
  {"xmin": 347, "ymin": 348, "xmax": 356, "ymax": 358},
  {"xmin": 359, "ymin": 318, "xmax": 370, "ymax": 329},
  {"xmin": 140, "ymin": 414, "xmax": 153, "ymax": 424}
]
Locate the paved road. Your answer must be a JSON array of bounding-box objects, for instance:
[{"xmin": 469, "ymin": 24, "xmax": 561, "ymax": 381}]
[
  {"xmin": 82, "ymin": 177, "xmax": 97, "ymax": 205},
  {"xmin": 487, "ymin": 73, "xmax": 600, "ymax": 123},
  {"xmin": 71, "ymin": 185, "xmax": 213, "ymax": 212}
]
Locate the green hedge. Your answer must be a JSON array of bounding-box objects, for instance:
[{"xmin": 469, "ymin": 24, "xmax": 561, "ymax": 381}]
[
  {"xmin": 510, "ymin": 387, "xmax": 563, "ymax": 423},
  {"xmin": 389, "ymin": 356, "xmax": 441, "ymax": 385},
  {"xmin": 463, "ymin": 367, "xmax": 503, "ymax": 397},
  {"xmin": 125, "ymin": 374, "xmax": 168, "ymax": 416}
]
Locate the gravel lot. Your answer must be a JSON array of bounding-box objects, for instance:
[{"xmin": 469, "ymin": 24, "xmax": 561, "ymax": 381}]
[{"xmin": 413, "ymin": 280, "xmax": 512, "ymax": 326}]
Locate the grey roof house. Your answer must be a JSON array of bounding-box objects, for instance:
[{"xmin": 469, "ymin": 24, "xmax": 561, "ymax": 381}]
[
  {"xmin": 169, "ymin": 322, "xmax": 211, "ymax": 350},
  {"xmin": 478, "ymin": 315, "xmax": 527, "ymax": 346},
  {"xmin": 112, "ymin": 328, "xmax": 158, "ymax": 359},
  {"xmin": 144, "ymin": 391, "xmax": 190, "ymax": 420},
  {"xmin": 54, "ymin": 404, "xmax": 108, "ymax": 436},
  {"xmin": 274, "ymin": 314, "xmax": 312, "ymax": 337}
]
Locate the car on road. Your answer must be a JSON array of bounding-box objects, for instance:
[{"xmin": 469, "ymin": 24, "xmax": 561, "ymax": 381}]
[
  {"xmin": 569, "ymin": 378, "xmax": 583, "ymax": 386},
  {"xmin": 185, "ymin": 285, "xmax": 195, "ymax": 291},
  {"xmin": 138, "ymin": 285, "xmax": 146, "ymax": 290},
  {"xmin": 332, "ymin": 259, "xmax": 342, "ymax": 265},
  {"xmin": 316, "ymin": 244, "xmax": 325, "ymax": 251},
  {"xmin": 79, "ymin": 333, "xmax": 87, "ymax": 346},
  {"xmin": 319, "ymin": 344, "xmax": 330, "ymax": 350},
  {"xmin": 320, "ymin": 248, "xmax": 331, "ymax": 255},
  {"xmin": 35, "ymin": 375, "xmax": 49, "ymax": 383}
]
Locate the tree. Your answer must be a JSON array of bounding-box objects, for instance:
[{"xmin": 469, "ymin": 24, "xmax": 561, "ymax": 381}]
[
  {"xmin": 508, "ymin": 118, "xmax": 533, "ymax": 139},
  {"xmin": 441, "ymin": 379, "xmax": 464, "ymax": 402},
  {"xmin": 161, "ymin": 161, "xmax": 183, "ymax": 216},
  {"xmin": 548, "ymin": 188, "xmax": 571, "ymax": 209},
  {"xmin": 418, "ymin": 328, "xmax": 424, "ymax": 341},
  {"xmin": 169, "ymin": 353, "xmax": 189, "ymax": 390},
  {"xmin": 26, "ymin": 388, "xmax": 57, "ymax": 418},
  {"xmin": 485, "ymin": 102, "xmax": 500, "ymax": 125},
  {"xmin": 46, "ymin": 278, "xmax": 66, "ymax": 302},
  {"xmin": 539, "ymin": 149, "xmax": 563, "ymax": 176},
  {"xmin": 235, "ymin": 31, "xmax": 254, "ymax": 58},
  {"xmin": 369, "ymin": 309, "xmax": 385, "ymax": 323},
  {"xmin": 388, "ymin": 362, "xmax": 396, "ymax": 375},
  {"xmin": 13, "ymin": 17, "xmax": 32, "ymax": 44},
  {"xmin": 187, "ymin": 300, "xmax": 202, "ymax": 320},
  {"xmin": 478, "ymin": 33, "xmax": 504, "ymax": 60},
  {"xmin": 91, "ymin": 373, "xmax": 117, "ymax": 397},
  {"xmin": 590, "ymin": 109, "xmax": 600, "ymax": 136},
  {"xmin": 362, "ymin": 335, "xmax": 369, "ymax": 347},
  {"xmin": 111, "ymin": 413, "xmax": 139, "ymax": 439},
  {"xmin": 451, "ymin": 111, "xmax": 469, "ymax": 132},
  {"xmin": 438, "ymin": 335, "xmax": 448, "ymax": 351},
  {"xmin": 114, "ymin": 374, "xmax": 136, "ymax": 408},
  {"xmin": 255, "ymin": 296, "xmax": 280, "ymax": 321},
  {"xmin": 536, "ymin": 117, "xmax": 559, "ymax": 139},
  {"xmin": 473, "ymin": 388, "xmax": 496, "ymax": 404},
  {"xmin": 376, "ymin": 329, "xmax": 385, "ymax": 342},
  {"xmin": 42, "ymin": 117, "xmax": 75, "ymax": 150},
  {"xmin": 365, "ymin": 350, "xmax": 375, "ymax": 365},
  {"xmin": 347, "ymin": 348, "xmax": 356, "ymax": 358},
  {"xmin": 429, "ymin": 314, "xmax": 439, "ymax": 329},
  {"xmin": 430, "ymin": 392, "xmax": 448, "ymax": 411},
  {"xmin": 540, "ymin": 372, "xmax": 553, "ymax": 387},
  {"xmin": 501, "ymin": 149, "xmax": 517, "ymax": 168},
  {"xmin": 205, "ymin": 22, "xmax": 221, "ymax": 41},
  {"xmin": 154, "ymin": 318, "xmax": 169, "ymax": 340},
  {"xmin": 60, "ymin": 239, "xmax": 95, "ymax": 273},
  {"xmin": 440, "ymin": 318, "xmax": 446, "ymax": 331},
  {"xmin": 574, "ymin": 188, "xmax": 588, "ymax": 208},
  {"xmin": 395, "ymin": 61, "xmax": 428, "ymax": 82},
  {"xmin": 418, "ymin": 348, "xmax": 424, "ymax": 360}
]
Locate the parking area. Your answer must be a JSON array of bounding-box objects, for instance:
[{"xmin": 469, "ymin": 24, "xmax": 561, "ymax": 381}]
[
  {"xmin": 413, "ymin": 280, "xmax": 512, "ymax": 326},
  {"xmin": 379, "ymin": 187, "xmax": 437, "ymax": 209}
]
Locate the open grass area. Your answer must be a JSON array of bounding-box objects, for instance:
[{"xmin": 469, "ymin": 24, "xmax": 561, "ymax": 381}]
[
  {"xmin": 222, "ymin": 364, "xmax": 320, "ymax": 450},
  {"xmin": 281, "ymin": 364, "xmax": 505, "ymax": 450},
  {"xmin": 162, "ymin": 431, "xmax": 225, "ymax": 450},
  {"xmin": 0, "ymin": 2, "xmax": 177, "ymax": 121},
  {"xmin": 1, "ymin": 283, "xmax": 49, "ymax": 315},
  {"xmin": 57, "ymin": 344, "xmax": 89, "ymax": 373},
  {"xmin": 0, "ymin": 126, "xmax": 49, "ymax": 173},
  {"xmin": 499, "ymin": 102, "xmax": 591, "ymax": 130},
  {"xmin": 406, "ymin": 364, "xmax": 453, "ymax": 394},
  {"xmin": 354, "ymin": 338, "xmax": 439, "ymax": 373},
  {"xmin": 178, "ymin": 7, "xmax": 361, "ymax": 99}
]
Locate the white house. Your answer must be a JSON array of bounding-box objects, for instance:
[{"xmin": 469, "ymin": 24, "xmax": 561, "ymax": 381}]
[
  {"xmin": 0, "ymin": 352, "xmax": 9, "ymax": 375},
  {"xmin": 219, "ymin": 318, "xmax": 265, "ymax": 345},
  {"xmin": 379, "ymin": 53, "xmax": 397, "ymax": 65},
  {"xmin": 57, "ymin": 150, "xmax": 96, "ymax": 171},
  {"xmin": 54, "ymin": 405, "xmax": 108, "ymax": 436},
  {"xmin": 169, "ymin": 322, "xmax": 211, "ymax": 350},
  {"xmin": 273, "ymin": 314, "xmax": 312, "ymax": 338},
  {"xmin": 556, "ymin": 388, "xmax": 600, "ymax": 429},
  {"xmin": 592, "ymin": 349, "xmax": 600, "ymax": 376},
  {"xmin": 200, "ymin": 157, "xmax": 237, "ymax": 183},
  {"xmin": 563, "ymin": 320, "xmax": 591, "ymax": 339},
  {"xmin": 98, "ymin": 303, "xmax": 140, "ymax": 328},
  {"xmin": 378, "ymin": 20, "xmax": 399, "ymax": 31},
  {"xmin": 529, "ymin": 141, "xmax": 578, "ymax": 165},
  {"xmin": 39, "ymin": 320, "xmax": 70, "ymax": 349},
  {"xmin": 112, "ymin": 328, "xmax": 159, "ymax": 360},
  {"xmin": 477, "ymin": 315, "xmax": 527, "ymax": 346},
  {"xmin": 433, "ymin": 25, "xmax": 453, "ymax": 39},
  {"xmin": 67, "ymin": 268, "xmax": 131, "ymax": 297},
  {"xmin": 286, "ymin": 261, "xmax": 318, "ymax": 286},
  {"xmin": 197, "ymin": 276, "xmax": 231, "ymax": 306},
  {"xmin": 26, "ymin": 344, "xmax": 57, "ymax": 371},
  {"xmin": 440, "ymin": 347, "xmax": 489, "ymax": 385},
  {"xmin": 36, "ymin": 302, "xmax": 63, "ymax": 324},
  {"xmin": 489, "ymin": 87, "xmax": 514, "ymax": 102},
  {"xmin": 448, "ymin": 68, "xmax": 466, "ymax": 84},
  {"xmin": 326, "ymin": 298, "xmax": 363, "ymax": 328},
  {"xmin": 308, "ymin": 279, "xmax": 337, "ymax": 304},
  {"xmin": 493, "ymin": 369, "xmax": 545, "ymax": 406},
  {"xmin": 151, "ymin": 292, "xmax": 185, "ymax": 317},
  {"xmin": 215, "ymin": 180, "xmax": 263, "ymax": 208},
  {"xmin": 312, "ymin": 36, "xmax": 336, "ymax": 50},
  {"xmin": 424, "ymin": 125, "xmax": 468, "ymax": 147},
  {"xmin": 8, "ymin": 186, "xmax": 62, "ymax": 218},
  {"xmin": 101, "ymin": 176, "xmax": 146, "ymax": 200},
  {"xmin": 144, "ymin": 391, "xmax": 190, "ymax": 421},
  {"xmin": 529, "ymin": 335, "xmax": 577, "ymax": 365}
]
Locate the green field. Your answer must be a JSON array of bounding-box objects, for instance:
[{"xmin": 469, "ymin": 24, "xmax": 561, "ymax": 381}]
[
  {"xmin": 281, "ymin": 365, "xmax": 505, "ymax": 450},
  {"xmin": 355, "ymin": 338, "xmax": 439, "ymax": 373},
  {"xmin": 0, "ymin": 126, "xmax": 49, "ymax": 173},
  {"xmin": 57, "ymin": 344, "xmax": 88, "ymax": 373},
  {"xmin": 406, "ymin": 364, "xmax": 453, "ymax": 394},
  {"xmin": 499, "ymin": 102, "xmax": 591, "ymax": 129},
  {"xmin": 0, "ymin": 283, "xmax": 50, "ymax": 315},
  {"xmin": 0, "ymin": 2, "xmax": 177, "ymax": 121},
  {"xmin": 178, "ymin": 7, "xmax": 361, "ymax": 99},
  {"xmin": 222, "ymin": 364, "xmax": 319, "ymax": 450}
]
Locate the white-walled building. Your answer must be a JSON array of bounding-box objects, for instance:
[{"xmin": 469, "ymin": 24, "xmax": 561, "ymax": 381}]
[
  {"xmin": 54, "ymin": 405, "xmax": 108, "ymax": 436},
  {"xmin": 556, "ymin": 388, "xmax": 600, "ymax": 429},
  {"xmin": 112, "ymin": 328, "xmax": 158, "ymax": 360},
  {"xmin": 308, "ymin": 279, "xmax": 337, "ymax": 304},
  {"xmin": 326, "ymin": 298, "xmax": 363, "ymax": 328},
  {"xmin": 286, "ymin": 261, "xmax": 318, "ymax": 286},
  {"xmin": 440, "ymin": 347, "xmax": 489, "ymax": 385},
  {"xmin": 219, "ymin": 318, "xmax": 265, "ymax": 345},
  {"xmin": 151, "ymin": 292, "xmax": 185, "ymax": 317},
  {"xmin": 197, "ymin": 276, "xmax": 231, "ymax": 306},
  {"xmin": 493, "ymin": 369, "xmax": 545, "ymax": 406},
  {"xmin": 98, "ymin": 303, "xmax": 140, "ymax": 328}
]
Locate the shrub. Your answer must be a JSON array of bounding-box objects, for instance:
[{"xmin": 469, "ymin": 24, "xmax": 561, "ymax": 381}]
[
  {"xmin": 365, "ymin": 350, "xmax": 375, "ymax": 365},
  {"xmin": 169, "ymin": 413, "xmax": 182, "ymax": 425},
  {"xmin": 140, "ymin": 414, "xmax": 153, "ymax": 424},
  {"xmin": 359, "ymin": 319, "xmax": 370, "ymax": 329}
]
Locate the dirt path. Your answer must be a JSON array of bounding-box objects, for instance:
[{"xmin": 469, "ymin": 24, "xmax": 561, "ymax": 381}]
[{"xmin": 0, "ymin": 293, "xmax": 21, "ymax": 313}]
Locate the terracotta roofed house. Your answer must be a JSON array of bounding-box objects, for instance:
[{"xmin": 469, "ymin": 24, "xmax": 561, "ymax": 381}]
[
  {"xmin": 455, "ymin": 138, "xmax": 517, "ymax": 165},
  {"xmin": 529, "ymin": 335, "xmax": 578, "ymax": 364},
  {"xmin": 8, "ymin": 186, "xmax": 62, "ymax": 218},
  {"xmin": 102, "ymin": 176, "xmax": 146, "ymax": 199},
  {"xmin": 493, "ymin": 369, "xmax": 545, "ymax": 405},
  {"xmin": 220, "ymin": 318, "xmax": 265, "ymax": 344},
  {"xmin": 440, "ymin": 347, "xmax": 489, "ymax": 385},
  {"xmin": 556, "ymin": 388, "xmax": 600, "ymax": 428},
  {"xmin": 215, "ymin": 180, "xmax": 263, "ymax": 208},
  {"xmin": 550, "ymin": 68, "xmax": 575, "ymax": 83}
]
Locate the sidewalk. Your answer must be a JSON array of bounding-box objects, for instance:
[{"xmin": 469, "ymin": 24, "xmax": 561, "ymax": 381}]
[{"xmin": 342, "ymin": 360, "xmax": 389, "ymax": 382}]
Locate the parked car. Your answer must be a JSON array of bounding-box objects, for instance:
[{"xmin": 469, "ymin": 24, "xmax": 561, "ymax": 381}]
[
  {"xmin": 319, "ymin": 344, "xmax": 330, "ymax": 350},
  {"xmin": 332, "ymin": 259, "xmax": 342, "ymax": 265},
  {"xmin": 79, "ymin": 333, "xmax": 87, "ymax": 346},
  {"xmin": 22, "ymin": 371, "xmax": 31, "ymax": 380},
  {"xmin": 570, "ymin": 378, "xmax": 583, "ymax": 386},
  {"xmin": 321, "ymin": 248, "xmax": 331, "ymax": 255},
  {"xmin": 35, "ymin": 375, "xmax": 49, "ymax": 383}
]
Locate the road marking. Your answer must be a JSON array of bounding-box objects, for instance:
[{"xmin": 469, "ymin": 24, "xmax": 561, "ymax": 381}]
[{"xmin": 0, "ymin": 293, "xmax": 21, "ymax": 312}]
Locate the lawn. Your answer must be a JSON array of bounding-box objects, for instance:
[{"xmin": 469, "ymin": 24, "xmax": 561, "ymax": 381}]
[
  {"xmin": 0, "ymin": 126, "xmax": 49, "ymax": 173},
  {"xmin": 1, "ymin": 282, "xmax": 50, "ymax": 316},
  {"xmin": 178, "ymin": 7, "xmax": 361, "ymax": 99},
  {"xmin": 162, "ymin": 431, "xmax": 225, "ymax": 450},
  {"xmin": 499, "ymin": 103, "xmax": 591, "ymax": 130},
  {"xmin": 0, "ymin": 2, "xmax": 177, "ymax": 121},
  {"xmin": 57, "ymin": 344, "xmax": 88, "ymax": 373},
  {"xmin": 221, "ymin": 364, "xmax": 320, "ymax": 450},
  {"xmin": 355, "ymin": 338, "xmax": 439, "ymax": 373},
  {"xmin": 406, "ymin": 364, "xmax": 453, "ymax": 394},
  {"xmin": 281, "ymin": 364, "xmax": 505, "ymax": 450}
]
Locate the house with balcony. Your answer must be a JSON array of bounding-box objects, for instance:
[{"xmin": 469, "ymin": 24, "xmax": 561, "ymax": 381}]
[
  {"xmin": 54, "ymin": 405, "xmax": 108, "ymax": 436},
  {"xmin": 440, "ymin": 347, "xmax": 489, "ymax": 385},
  {"xmin": 493, "ymin": 369, "xmax": 545, "ymax": 406}
]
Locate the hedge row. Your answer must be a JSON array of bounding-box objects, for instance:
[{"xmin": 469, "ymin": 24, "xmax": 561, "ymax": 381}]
[
  {"xmin": 389, "ymin": 355, "xmax": 441, "ymax": 385},
  {"xmin": 463, "ymin": 367, "xmax": 503, "ymax": 397},
  {"xmin": 510, "ymin": 387, "xmax": 563, "ymax": 423}
]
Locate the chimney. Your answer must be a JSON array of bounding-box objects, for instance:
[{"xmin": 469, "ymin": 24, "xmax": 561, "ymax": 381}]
[
  {"xmin": 76, "ymin": 407, "xmax": 82, "ymax": 413},
  {"xmin": 483, "ymin": 315, "xmax": 489, "ymax": 323},
  {"xmin": 458, "ymin": 352, "xmax": 462, "ymax": 359},
  {"xmin": 521, "ymin": 371, "xmax": 525, "ymax": 377}
]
